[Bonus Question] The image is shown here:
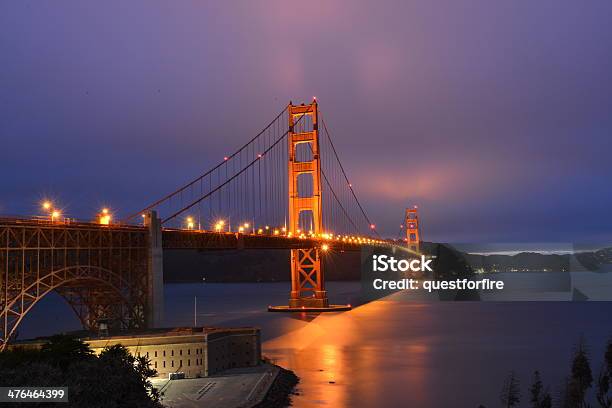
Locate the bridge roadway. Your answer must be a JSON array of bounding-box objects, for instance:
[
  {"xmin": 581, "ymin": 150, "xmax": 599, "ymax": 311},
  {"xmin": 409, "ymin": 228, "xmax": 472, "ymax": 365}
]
[{"xmin": 0, "ymin": 217, "xmax": 375, "ymax": 252}]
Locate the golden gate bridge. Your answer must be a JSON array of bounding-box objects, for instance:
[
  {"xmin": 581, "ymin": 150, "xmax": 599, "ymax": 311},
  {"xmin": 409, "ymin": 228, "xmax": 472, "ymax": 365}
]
[{"xmin": 0, "ymin": 100, "xmax": 420, "ymax": 351}]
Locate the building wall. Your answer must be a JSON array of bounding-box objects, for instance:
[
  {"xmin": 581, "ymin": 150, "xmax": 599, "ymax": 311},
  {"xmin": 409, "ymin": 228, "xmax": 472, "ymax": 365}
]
[
  {"xmin": 205, "ymin": 329, "xmax": 261, "ymax": 376},
  {"xmin": 85, "ymin": 328, "xmax": 260, "ymax": 378}
]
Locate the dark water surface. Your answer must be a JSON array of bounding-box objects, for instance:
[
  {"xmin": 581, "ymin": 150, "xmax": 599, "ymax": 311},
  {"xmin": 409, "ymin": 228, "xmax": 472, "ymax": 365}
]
[{"xmin": 17, "ymin": 282, "xmax": 612, "ymax": 408}]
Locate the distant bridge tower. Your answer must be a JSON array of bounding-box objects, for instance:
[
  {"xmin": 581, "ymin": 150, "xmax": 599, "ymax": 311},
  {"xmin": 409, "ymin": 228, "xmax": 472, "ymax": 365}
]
[
  {"xmin": 286, "ymin": 100, "xmax": 328, "ymax": 308},
  {"xmin": 406, "ymin": 206, "xmax": 421, "ymax": 252}
]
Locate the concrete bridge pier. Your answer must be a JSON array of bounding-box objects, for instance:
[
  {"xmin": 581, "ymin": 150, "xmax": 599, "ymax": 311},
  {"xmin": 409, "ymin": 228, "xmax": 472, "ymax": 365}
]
[{"xmin": 146, "ymin": 211, "xmax": 164, "ymax": 328}]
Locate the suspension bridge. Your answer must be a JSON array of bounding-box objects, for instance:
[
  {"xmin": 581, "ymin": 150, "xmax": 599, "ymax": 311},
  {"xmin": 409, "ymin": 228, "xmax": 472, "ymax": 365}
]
[{"xmin": 0, "ymin": 100, "xmax": 419, "ymax": 351}]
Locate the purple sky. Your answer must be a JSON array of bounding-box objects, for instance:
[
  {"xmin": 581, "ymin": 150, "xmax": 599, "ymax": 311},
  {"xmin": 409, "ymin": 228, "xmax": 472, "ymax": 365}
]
[{"xmin": 1, "ymin": 1, "xmax": 612, "ymax": 242}]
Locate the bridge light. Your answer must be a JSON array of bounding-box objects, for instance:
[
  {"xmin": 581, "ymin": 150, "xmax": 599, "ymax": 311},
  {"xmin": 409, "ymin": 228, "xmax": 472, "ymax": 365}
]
[
  {"xmin": 296, "ymin": 229, "xmax": 301, "ymax": 234},
  {"xmin": 238, "ymin": 226, "xmax": 244, "ymax": 233},
  {"xmin": 321, "ymin": 244, "xmax": 329, "ymax": 251},
  {"xmin": 99, "ymin": 208, "xmax": 112, "ymax": 225},
  {"xmin": 42, "ymin": 201, "xmax": 52, "ymax": 210},
  {"xmin": 370, "ymin": 224, "xmax": 376, "ymax": 230},
  {"xmin": 257, "ymin": 228, "xmax": 263, "ymax": 234},
  {"xmin": 186, "ymin": 217, "xmax": 194, "ymax": 230},
  {"xmin": 273, "ymin": 229, "xmax": 280, "ymax": 235},
  {"xmin": 265, "ymin": 225, "xmax": 270, "ymax": 230},
  {"xmin": 257, "ymin": 154, "xmax": 262, "ymax": 158},
  {"xmin": 224, "ymin": 156, "xmax": 229, "ymax": 161},
  {"xmin": 243, "ymin": 222, "xmax": 250, "ymax": 229},
  {"xmin": 281, "ymin": 227, "xmax": 286, "ymax": 233},
  {"xmin": 349, "ymin": 183, "xmax": 352, "ymax": 187},
  {"xmin": 51, "ymin": 210, "xmax": 60, "ymax": 222}
]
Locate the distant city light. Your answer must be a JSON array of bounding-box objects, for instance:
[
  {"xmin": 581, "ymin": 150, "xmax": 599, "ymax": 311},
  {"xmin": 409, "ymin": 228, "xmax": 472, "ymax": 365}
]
[
  {"xmin": 321, "ymin": 244, "xmax": 329, "ymax": 251},
  {"xmin": 42, "ymin": 201, "xmax": 52, "ymax": 210}
]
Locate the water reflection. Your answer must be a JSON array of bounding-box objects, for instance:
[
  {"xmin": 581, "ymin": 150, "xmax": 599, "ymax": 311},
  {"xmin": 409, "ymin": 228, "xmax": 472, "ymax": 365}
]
[
  {"xmin": 264, "ymin": 291, "xmax": 612, "ymax": 407},
  {"xmin": 264, "ymin": 297, "xmax": 432, "ymax": 407},
  {"xmin": 15, "ymin": 282, "xmax": 612, "ymax": 407}
]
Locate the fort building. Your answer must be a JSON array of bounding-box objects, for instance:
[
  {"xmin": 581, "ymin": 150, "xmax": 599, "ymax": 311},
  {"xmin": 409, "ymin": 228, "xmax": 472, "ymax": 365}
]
[{"xmin": 10, "ymin": 326, "xmax": 261, "ymax": 379}]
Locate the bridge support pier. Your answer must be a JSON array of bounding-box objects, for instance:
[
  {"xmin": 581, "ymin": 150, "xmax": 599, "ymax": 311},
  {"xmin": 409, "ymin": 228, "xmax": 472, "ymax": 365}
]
[
  {"xmin": 145, "ymin": 211, "xmax": 164, "ymax": 328},
  {"xmin": 289, "ymin": 248, "xmax": 329, "ymax": 308}
]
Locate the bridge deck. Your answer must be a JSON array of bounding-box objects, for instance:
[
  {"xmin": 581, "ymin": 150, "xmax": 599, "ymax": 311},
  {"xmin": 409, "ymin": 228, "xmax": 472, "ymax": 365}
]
[{"xmin": 0, "ymin": 218, "xmax": 378, "ymax": 252}]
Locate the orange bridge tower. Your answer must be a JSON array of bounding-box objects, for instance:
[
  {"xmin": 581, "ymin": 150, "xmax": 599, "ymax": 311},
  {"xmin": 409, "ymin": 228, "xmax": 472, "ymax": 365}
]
[
  {"xmin": 287, "ymin": 100, "xmax": 328, "ymax": 308},
  {"xmin": 406, "ymin": 206, "xmax": 421, "ymax": 252}
]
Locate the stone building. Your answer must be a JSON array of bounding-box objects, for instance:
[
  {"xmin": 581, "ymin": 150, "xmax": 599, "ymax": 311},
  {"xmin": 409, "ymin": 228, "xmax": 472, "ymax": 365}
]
[{"xmin": 11, "ymin": 326, "xmax": 261, "ymax": 378}]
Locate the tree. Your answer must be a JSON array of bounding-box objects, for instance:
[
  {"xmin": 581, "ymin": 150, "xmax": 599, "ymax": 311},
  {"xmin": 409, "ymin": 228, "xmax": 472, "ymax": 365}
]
[
  {"xmin": 569, "ymin": 338, "xmax": 594, "ymax": 408},
  {"xmin": 531, "ymin": 370, "xmax": 544, "ymax": 407},
  {"xmin": 0, "ymin": 338, "xmax": 162, "ymax": 408},
  {"xmin": 596, "ymin": 338, "xmax": 612, "ymax": 408},
  {"xmin": 501, "ymin": 371, "xmax": 521, "ymax": 408},
  {"xmin": 66, "ymin": 344, "xmax": 162, "ymax": 408},
  {"xmin": 40, "ymin": 334, "xmax": 95, "ymax": 371},
  {"xmin": 530, "ymin": 370, "xmax": 552, "ymax": 408}
]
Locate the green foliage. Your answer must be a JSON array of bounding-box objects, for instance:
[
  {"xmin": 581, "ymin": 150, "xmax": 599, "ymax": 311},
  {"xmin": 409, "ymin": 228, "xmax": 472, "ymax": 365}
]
[{"xmin": 0, "ymin": 335, "xmax": 162, "ymax": 408}]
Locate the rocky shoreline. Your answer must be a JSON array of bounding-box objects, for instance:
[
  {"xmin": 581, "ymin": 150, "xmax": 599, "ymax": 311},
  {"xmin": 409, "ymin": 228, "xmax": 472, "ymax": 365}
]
[{"xmin": 253, "ymin": 366, "xmax": 299, "ymax": 408}]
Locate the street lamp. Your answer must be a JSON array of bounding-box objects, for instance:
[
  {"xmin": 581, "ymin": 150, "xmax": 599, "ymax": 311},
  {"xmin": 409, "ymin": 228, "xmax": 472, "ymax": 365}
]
[
  {"xmin": 99, "ymin": 208, "xmax": 112, "ymax": 225},
  {"xmin": 214, "ymin": 220, "xmax": 225, "ymax": 232}
]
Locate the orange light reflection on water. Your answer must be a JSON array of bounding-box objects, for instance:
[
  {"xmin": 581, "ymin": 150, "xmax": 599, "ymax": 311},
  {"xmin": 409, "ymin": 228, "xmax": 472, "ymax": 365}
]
[{"xmin": 263, "ymin": 296, "xmax": 431, "ymax": 407}]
